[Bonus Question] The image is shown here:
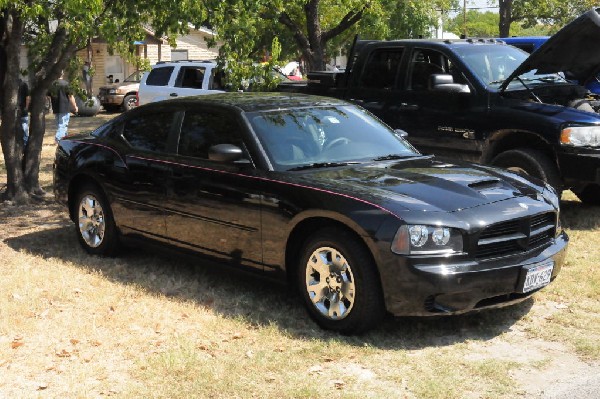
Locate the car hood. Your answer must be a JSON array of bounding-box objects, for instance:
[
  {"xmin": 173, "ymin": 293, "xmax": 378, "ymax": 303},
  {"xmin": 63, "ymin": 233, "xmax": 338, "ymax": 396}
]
[
  {"xmin": 501, "ymin": 7, "xmax": 600, "ymax": 90},
  {"xmin": 296, "ymin": 157, "xmax": 547, "ymax": 213},
  {"xmin": 99, "ymin": 82, "xmax": 140, "ymax": 91}
]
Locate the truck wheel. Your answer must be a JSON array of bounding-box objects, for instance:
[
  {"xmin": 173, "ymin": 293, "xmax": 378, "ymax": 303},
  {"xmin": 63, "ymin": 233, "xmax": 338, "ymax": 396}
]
[
  {"xmin": 491, "ymin": 148, "xmax": 562, "ymax": 193},
  {"xmin": 572, "ymin": 184, "xmax": 600, "ymax": 205},
  {"xmin": 122, "ymin": 95, "xmax": 137, "ymax": 112},
  {"xmin": 297, "ymin": 227, "xmax": 386, "ymax": 334}
]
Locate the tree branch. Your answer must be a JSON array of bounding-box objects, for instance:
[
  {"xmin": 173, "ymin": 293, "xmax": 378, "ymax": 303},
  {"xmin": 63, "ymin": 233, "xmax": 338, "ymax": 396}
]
[
  {"xmin": 278, "ymin": 11, "xmax": 311, "ymax": 55},
  {"xmin": 322, "ymin": 3, "xmax": 369, "ymax": 43}
]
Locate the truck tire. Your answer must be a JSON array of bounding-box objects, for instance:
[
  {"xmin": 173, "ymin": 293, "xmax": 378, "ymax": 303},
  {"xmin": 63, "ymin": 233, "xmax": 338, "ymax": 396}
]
[
  {"xmin": 572, "ymin": 184, "xmax": 600, "ymax": 205},
  {"xmin": 121, "ymin": 94, "xmax": 137, "ymax": 112},
  {"xmin": 491, "ymin": 148, "xmax": 562, "ymax": 193}
]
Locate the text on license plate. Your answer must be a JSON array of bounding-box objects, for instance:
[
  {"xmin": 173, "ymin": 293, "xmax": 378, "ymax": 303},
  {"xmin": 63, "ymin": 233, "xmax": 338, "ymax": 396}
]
[{"xmin": 522, "ymin": 261, "xmax": 554, "ymax": 293}]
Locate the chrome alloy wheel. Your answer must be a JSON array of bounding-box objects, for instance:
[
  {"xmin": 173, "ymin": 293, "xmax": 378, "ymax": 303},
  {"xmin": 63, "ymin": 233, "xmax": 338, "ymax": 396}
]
[
  {"xmin": 305, "ymin": 246, "xmax": 355, "ymax": 320},
  {"xmin": 78, "ymin": 194, "xmax": 106, "ymax": 248}
]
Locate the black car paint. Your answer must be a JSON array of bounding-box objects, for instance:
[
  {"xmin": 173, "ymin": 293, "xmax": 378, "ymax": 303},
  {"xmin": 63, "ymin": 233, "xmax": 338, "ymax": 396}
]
[{"xmin": 54, "ymin": 93, "xmax": 568, "ymax": 317}]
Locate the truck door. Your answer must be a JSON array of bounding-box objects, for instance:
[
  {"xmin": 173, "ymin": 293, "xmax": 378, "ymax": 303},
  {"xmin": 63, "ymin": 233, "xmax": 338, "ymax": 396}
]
[
  {"xmin": 394, "ymin": 47, "xmax": 482, "ymax": 161},
  {"xmin": 345, "ymin": 47, "xmax": 405, "ymax": 123}
]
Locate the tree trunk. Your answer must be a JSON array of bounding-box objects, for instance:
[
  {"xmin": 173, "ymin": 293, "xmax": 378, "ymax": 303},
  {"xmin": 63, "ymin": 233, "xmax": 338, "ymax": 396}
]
[
  {"xmin": 0, "ymin": 10, "xmax": 27, "ymax": 202},
  {"xmin": 498, "ymin": 0, "xmax": 513, "ymax": 37},
  {"xmin": 304, "ymin": 0, "xmax": 325, "ymax": 71},
  {"xmin": 23, "ymin": 88, "xmax": 47, "ymax": 196}
]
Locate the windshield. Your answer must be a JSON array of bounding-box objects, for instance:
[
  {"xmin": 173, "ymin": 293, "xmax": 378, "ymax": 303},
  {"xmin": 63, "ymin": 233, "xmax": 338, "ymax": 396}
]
[
  {"xmin": 452, "ymin": 45, "xmax": 566, "ymax": 88},
  {"xmin": 124, "ymin": 71, "xmax": 144, "ymax": 83},
  {"xmin": 247, "ymin": 105, "xmax": 419, "ymax": 171}
]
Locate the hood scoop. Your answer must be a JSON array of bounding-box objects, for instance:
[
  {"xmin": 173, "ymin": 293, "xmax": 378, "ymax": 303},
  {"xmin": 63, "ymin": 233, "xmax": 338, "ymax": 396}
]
[{"xmin": 468, "ymin": 178, "xmax": 502, "ymax": 191}]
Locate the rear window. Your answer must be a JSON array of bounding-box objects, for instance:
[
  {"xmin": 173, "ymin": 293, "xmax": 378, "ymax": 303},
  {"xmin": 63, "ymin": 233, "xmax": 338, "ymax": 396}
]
[
  {"xmin": 146, "ymin": 67, "xmax": 174, "ymax": 86},
  {"xmin": 122, "ymin": 112, "xmax": 175, "ymax": 153}
]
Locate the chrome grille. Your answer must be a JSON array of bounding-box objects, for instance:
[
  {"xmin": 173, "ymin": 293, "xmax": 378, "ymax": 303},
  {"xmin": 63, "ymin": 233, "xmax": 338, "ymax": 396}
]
[{"xmin": 475, "ymin": 212, "xmax": 556, "ymax": 258}]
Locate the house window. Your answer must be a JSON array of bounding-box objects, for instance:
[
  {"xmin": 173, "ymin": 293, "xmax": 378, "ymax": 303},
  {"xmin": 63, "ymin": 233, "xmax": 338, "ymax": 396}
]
[{"xmin": 171, "ymin": 50, "xmax": 189, "ymax": 61}]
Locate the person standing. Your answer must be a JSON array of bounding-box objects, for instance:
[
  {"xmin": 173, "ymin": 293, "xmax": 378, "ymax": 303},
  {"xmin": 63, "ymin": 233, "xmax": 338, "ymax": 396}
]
[
  {"xmin": 18, "ymin": 79, "xmax": 31, "ymax": 146},
  {"xmin": 48, "ymin": 73, "xmax": 78, "ymax": 143}
]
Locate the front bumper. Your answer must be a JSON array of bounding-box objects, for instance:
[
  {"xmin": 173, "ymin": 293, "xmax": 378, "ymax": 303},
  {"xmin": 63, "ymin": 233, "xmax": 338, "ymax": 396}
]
[
  {"xmin": 379, "ymin": 232, "xmax": 568, "ymax": 316},
  {"xmin": 557, "ymin": 148, "xmax": 600, "ymax": 188},
  {"xmin": 99, "ymin": 94, "xmax": 124, "ymax": 106}
]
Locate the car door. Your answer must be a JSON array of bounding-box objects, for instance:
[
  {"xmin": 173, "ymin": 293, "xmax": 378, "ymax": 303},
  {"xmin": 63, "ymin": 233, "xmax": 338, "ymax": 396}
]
[
  {"xmin": 138, "ymin": 65, "xmax": 175, "ymax": 105},
  {"xmin": 169, "ymin": 65, "xmax": 214, "ymax": 98},
  {"xmin": 164, "ymin": 106, "xmax": 264, "ymax": 270},
  {"xmin": 110, "ymin": 106, "xmax": 180, "ymax": 241}
]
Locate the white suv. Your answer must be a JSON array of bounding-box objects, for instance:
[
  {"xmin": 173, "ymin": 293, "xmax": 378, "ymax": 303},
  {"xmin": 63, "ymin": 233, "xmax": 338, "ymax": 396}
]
[{"xmin": 137, "ymin": 60, "xmax": 225, "ymax": 106}]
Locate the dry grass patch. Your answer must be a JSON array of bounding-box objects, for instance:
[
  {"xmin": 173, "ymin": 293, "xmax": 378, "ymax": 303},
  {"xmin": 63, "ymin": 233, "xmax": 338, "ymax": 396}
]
[{"xmin": 1, "ymin": 114, "xmax": 599, "ymax": 398}]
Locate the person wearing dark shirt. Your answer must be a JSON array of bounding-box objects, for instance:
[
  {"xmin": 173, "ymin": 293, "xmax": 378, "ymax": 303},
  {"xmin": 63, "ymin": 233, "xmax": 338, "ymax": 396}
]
[
  {"xmin": 48, "ymin": 74, "xmax": 78, "ymax": 142},
  {"xmin": 18, "ymin": 79, "xmax": 30, "ymax": 146}
]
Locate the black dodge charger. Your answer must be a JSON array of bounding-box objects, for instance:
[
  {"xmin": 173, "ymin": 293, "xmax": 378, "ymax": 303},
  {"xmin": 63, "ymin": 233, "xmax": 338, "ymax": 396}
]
[{"xmin": 53, "ymin": 93, "xmax": 568, "ymax": 333}]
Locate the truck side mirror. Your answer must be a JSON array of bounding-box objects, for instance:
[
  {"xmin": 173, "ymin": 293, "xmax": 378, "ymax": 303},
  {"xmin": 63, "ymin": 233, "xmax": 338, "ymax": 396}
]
[
  {"xmin": 429, "ymin": 74, "xmax": 471, "ymax": 94},
  {"xmin": 208, "ymin": 144, "xmax": 244, "ymax": 162}
]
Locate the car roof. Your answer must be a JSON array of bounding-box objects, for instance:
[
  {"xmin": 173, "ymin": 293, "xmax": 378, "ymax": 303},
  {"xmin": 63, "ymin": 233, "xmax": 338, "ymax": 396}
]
[{"xmin": 143, "ymin": 92, "xmax": 351, "ymax": 113}]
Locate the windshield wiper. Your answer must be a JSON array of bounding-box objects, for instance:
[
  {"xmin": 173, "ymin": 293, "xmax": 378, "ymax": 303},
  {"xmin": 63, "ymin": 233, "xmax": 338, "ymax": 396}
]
[
  {"xmin": 372, "ymin": 154, "xmax": 418, "ymax": 161},
  {"xmin": 287, "ymin": 161, "xmax": 360, "ymax": 171}
]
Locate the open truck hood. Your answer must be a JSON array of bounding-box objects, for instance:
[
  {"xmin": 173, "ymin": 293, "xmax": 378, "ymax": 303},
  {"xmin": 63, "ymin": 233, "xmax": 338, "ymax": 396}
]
[{"xmin": 501, "ymin": 7, "xmax": 600, "ymax": 91}]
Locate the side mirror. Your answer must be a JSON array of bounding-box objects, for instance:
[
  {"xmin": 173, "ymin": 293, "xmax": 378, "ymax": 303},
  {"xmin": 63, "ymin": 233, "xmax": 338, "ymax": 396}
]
[
  {"xmin": 429, "ymin": 74, "xmax": 471, "ymax": 94},
  {"xmin": 208, "ymin": 144, "xmax": 244, "ymax": 162},
  {"xmin": 394, "ymin": 129, "xmax": 409, "ymax": 138}
]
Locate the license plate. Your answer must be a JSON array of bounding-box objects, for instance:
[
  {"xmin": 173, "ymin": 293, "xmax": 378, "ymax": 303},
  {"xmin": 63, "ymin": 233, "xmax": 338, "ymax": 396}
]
[{"xmin": 521, "ymin": 261, "xmax": 554, "ymax": 293}]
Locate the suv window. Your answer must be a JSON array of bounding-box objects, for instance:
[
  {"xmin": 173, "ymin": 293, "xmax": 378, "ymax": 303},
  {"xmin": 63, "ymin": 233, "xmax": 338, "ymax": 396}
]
[
  {"xmin": 146, "ymin": 67, "xmax": 174, "ymax": 86},
  {"xmin": 175, "ymin": 66, "xmax": 206, "ymax": 89},
  {"xmin": 178, "ymin": 109, "xmax": 244, "ymax": 159},
  {"xmin": 359, "ymin": 49, "xmax": 404, "ymax": 89},
  {"xmin": 123, "ymin": 112, "xmax": 175, "ymax": 152}
]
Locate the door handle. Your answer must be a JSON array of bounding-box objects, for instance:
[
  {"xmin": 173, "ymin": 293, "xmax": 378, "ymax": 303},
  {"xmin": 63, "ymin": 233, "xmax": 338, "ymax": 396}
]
[{"xmin": 169, "ymin": 93, "xmax": 178, "ymax": 97}]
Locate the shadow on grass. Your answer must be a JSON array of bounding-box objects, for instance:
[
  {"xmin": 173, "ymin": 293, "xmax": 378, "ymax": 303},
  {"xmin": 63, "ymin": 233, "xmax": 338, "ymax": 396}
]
[
  {"xmin": 560, "ymin": 198, "xmax": 600, "ymax": 231},
  {"xmin": 5, "ymin": 224, "xmax": 536, "ymax": 350}
]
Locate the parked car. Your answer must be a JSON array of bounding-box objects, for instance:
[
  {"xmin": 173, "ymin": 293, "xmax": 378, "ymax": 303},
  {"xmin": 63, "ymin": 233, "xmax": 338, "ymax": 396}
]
[
  {"xmin": 53, "ymin": 93, "xmax": 567, "ymax": 333},
  {"xmin": 137, "ymin": 60, "xmax": 224, "ymax": 106},
  {"xmin": 279, "ymin": 8, "xmax": 600, "ymax": 204},
  {"xmin": 98, "ymin": 71, "xmax": 143, "ymax": 112}
]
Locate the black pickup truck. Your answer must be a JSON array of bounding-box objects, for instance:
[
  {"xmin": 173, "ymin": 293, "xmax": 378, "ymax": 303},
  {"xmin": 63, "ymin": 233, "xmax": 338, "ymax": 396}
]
[{"xmin": 279, "ymin": 8, "xmax": 600, "ymax": 204}]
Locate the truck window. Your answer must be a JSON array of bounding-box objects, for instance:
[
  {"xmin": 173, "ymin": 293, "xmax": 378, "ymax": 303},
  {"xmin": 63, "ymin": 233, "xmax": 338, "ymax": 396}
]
[
  {"xmin": 359, "ymin": 49, "xmax": 404, "ymax": 89},
  {"xmin": 409, "ymin": 48, "xmax": 448, "ymax": 90}
]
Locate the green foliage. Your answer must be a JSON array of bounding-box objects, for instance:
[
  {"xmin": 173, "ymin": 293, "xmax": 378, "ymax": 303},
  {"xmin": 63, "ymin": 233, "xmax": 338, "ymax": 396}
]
[{"xmin": 447, "ymin": 11, "xmax": 500, "ymax": 38}]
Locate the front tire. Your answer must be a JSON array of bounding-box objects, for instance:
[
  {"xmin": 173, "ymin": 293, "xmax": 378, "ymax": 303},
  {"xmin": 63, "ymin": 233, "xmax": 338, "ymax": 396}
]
[
  {"xmin": 297, "ymin": 227, "xmax": 385, "ymax": 334},
  {"xmin": 121, "ymin": 94, "xmax": 137, "ymax": 112},
  {"xmin": 75, "ymin": 184, "xmax": 119, "ymax": 256},
  {"xmin": 491, "ymin": 148, "xmax": 562, "ymax": 193}
]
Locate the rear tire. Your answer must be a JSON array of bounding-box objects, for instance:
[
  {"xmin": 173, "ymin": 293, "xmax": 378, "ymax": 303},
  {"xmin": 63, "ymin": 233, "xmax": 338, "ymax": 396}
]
[
  {"xmin": 491, "ymin": 148, "xmax": 562, "ymax": 193},
  {"xmin": 75, "ymin": 184, "xmax": 119, "ymax": 256},
  {"xmin": 297, "ymin": 227, "xmax": 385, "ymax": 334},
  {"xmin": 573, "ymin": 184, "xmax": 600, "ymax": 205}
]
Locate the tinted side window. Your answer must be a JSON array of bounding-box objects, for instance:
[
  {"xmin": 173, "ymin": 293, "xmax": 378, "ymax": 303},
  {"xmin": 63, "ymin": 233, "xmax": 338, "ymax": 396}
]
[
  {"xmin": 123, "ymin": 112, "xmax": 175, "ymax": 153},
  {"xmin": 175, "ymin": 66, "xmax": 206, "ymax": 89},
  {"xmin": 146, "ymin": 67, "xmax": 174, "ymax": 86},
  {"xmin": 359, "ymin": 49, "xmax": 404, "ymax": 89},
  {"xmin": 409, "ymin": 48, "xmax": 453, "ymax": 90},
  {"xmin": 178, "ymin": 109, "xmax": 244, "ymax": 159}
]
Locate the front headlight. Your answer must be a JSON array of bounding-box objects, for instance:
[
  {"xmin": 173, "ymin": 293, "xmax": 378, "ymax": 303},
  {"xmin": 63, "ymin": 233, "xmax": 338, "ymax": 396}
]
[
  {"xmin": 391, "ymin": 225, "xmax": 463, "ymax": 255},
  {"xmin": 560, "ymin": 126, "xmax": 600, "ymax": 147},
  {"xmin": 541, "ymin": 182, "xmax": 560, "ymax": 210},
  {"xmin": 108, "ymin": 88, "xmax": 117, "ymax": 95}
]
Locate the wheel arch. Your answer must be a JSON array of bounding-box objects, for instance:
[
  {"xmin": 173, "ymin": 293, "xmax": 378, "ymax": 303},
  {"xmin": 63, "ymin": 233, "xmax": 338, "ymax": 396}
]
[
  {"xmin": 483, "ymin": 129, "xmax": 558, "ymax": 165},
  {"xmin": 283, "ymin": 214, "xmax": 383, "ymax": 289},
  {"xmin": 67, "ymin": 173, "xmax": 109, "ymax": 223}
]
